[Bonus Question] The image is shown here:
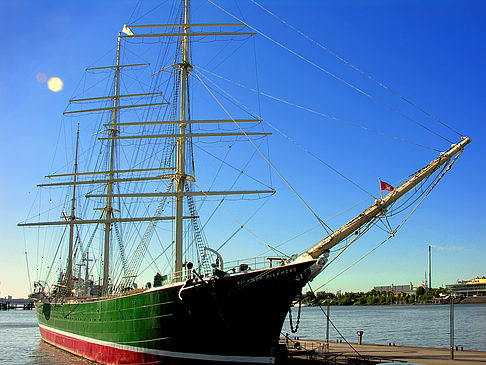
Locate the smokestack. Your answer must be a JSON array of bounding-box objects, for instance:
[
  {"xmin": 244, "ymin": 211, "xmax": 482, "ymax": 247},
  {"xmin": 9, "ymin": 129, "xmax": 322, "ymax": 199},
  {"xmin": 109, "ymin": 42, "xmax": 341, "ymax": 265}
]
[{"xmin": 428, "ymin": 245, "xmax": 432, "ymax": 289}]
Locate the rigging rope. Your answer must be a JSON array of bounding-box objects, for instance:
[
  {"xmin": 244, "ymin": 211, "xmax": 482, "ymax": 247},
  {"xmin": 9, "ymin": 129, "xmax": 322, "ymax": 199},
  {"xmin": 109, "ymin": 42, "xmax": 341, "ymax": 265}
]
[
  {"xmin": 24, "ymin": 250, "xmax": 32, "ymax": 294},
  {"xmin": 318, "ymin": 234, "xmax": 394, "ymax": 293},
  {"xmin": 257, "ymin": 195, "xmax": 377, "ymax": 259},
  {"xmin": 313, "ymin": 155, "xmax": 460, "ymax": 293},
  {"xmin": 194, "ymin": 68, "xmax": 449, "ymax": 265},
  {"xmin": 194, "ymin": 71, "xmax": 333, "ymax": 235},
  {"xmin": 129, "ymin": 0, "xmax": 171, "ymax": 25},
  {"xmin": 215, "ymin": 198, "xmax": 270, "ymax": 252},
  {"xmin": 113, "ymin": 222, "xmax": 128, "ymax": 277},
  {"xmin": 282, "ymin": 289, "xmax": 365, "ymax": 360},
  {"xmin": 248, "ymin": 0, "xmax": 463, "ymax": 138},
  {"xmin": 185, "ymin": 182, "xmax": 212, "ymax": 275},
  {"xmin": 193, "ymin": 182, "xmax": 284, "ymax": 258},
  {"xmin": 306, "ymin": 283, "xmax": 366, "ymax": 360},
  {"xmin": 45, "ymin": 226, "xmax": 68, "ymax": 284},
  {"xmin": 207, "ymin": 0, "xmax": 454, "ymax": 144},
  {"xmin": 195, "ymin": 139, "xmax": 272, "ymax": 254},
  {"xmin": 196, "ymin": 66, "xmax": 441, "ymax": 152},
  {"xmin": 195, "ymin": 144, "xmax": 273, "ymax": 189},
  {"xmin": 137, "ymin": 241, "xmax": 174, "ymax": 277}
]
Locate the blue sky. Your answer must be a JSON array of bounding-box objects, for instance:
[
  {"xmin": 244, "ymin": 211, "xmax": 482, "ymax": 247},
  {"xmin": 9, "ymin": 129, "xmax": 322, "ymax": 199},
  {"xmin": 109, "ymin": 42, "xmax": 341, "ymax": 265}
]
[{"xmin": 1, "ymin": 0, "xmax": 485, "ymax": 298}]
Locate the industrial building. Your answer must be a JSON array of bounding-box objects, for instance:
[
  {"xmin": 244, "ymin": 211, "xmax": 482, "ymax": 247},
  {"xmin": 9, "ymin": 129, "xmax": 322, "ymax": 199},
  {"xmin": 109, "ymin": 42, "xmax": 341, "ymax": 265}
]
[{"xmin": 373, "ymin": 283, "xmax": 415, "ymax": 295}]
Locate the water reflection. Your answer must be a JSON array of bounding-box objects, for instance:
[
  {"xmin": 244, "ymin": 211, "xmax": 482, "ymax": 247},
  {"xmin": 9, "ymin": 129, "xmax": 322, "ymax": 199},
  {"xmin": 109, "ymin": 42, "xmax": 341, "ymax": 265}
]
[{"xmin": 30, "ymin": 341, "xmax": 92, "ymax": 364}]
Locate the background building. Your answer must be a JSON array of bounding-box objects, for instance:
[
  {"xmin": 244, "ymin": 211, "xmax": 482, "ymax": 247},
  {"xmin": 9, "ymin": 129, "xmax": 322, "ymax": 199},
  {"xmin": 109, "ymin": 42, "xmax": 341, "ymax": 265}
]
[
  {"xmin": 373, "ymin": 283, "xmax": 415, "ymax": 295},
  {"xmin": 447, "ymin": 276, "xmax": 486, "ymax": 297}
]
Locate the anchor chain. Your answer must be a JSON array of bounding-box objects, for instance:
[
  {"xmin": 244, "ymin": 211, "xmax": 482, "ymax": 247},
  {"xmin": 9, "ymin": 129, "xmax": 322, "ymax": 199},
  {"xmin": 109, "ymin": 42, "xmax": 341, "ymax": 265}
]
[{"xmin": 288, "ymin": 296, "xmax": 302, "ymax": 333}]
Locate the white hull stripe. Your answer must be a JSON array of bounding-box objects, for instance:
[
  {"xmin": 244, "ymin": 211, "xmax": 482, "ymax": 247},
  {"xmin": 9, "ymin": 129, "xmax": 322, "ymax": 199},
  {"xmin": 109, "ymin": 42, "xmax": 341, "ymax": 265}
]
[{"xmin": 39, "ymin": 323, "xmax": 275, "ymax": 364}]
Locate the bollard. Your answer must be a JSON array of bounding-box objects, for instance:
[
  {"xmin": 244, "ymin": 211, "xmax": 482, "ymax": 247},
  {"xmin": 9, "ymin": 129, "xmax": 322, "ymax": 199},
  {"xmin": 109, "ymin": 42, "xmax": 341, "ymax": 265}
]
[{"xmin": 357, "ymin": 331, "xmax": 364, "ymax": 345}]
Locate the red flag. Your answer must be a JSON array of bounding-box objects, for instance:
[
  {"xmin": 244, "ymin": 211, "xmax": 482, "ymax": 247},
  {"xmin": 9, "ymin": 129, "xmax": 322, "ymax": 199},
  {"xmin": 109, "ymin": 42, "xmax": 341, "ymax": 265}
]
[
  {"xmin": 62, "ymin": 207, "xmax": 68, "ymax": 221},
  {"xmin": 380, "ymin": 180, "xmax": 394, "ymax": 192}
]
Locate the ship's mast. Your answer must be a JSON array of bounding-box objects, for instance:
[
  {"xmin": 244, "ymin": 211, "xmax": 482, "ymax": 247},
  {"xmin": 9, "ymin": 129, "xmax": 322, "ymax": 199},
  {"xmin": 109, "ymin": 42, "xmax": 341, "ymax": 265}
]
[
  {"xmin": 66, "ymin": 124, "xmax": 80, "ymax": 290},
  {"xmin": 18, "ymin": 3, "xmax": 264, "ymax": 287},
  {"xmin": 103, "ymin": 33, "xmax": 122, "ymax": 293},
  {"xmin": 175, "ymin": 0, "xmax": 190, "ymax": 278}
]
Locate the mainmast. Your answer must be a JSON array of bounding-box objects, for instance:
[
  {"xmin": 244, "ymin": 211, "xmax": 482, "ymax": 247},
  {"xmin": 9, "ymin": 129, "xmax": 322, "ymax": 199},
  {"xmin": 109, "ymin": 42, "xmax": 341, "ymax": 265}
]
[
  {"xmin": 103, "ymin": 33, "xmax": 122, "ymax": 293},
  {"xmin": 175, "ymin": 0, "xmax": 191, "ymax": 278},
  {"xmin": 66, "ymin": 124, "xmax": 80, "ymax": 290}
]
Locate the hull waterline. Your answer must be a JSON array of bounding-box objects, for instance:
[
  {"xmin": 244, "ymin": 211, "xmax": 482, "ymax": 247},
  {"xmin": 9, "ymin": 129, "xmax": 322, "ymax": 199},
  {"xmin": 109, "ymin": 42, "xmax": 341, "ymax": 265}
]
[{"xmin": 36, "ymin": 260, "xmax": 316, "ymax": 364}]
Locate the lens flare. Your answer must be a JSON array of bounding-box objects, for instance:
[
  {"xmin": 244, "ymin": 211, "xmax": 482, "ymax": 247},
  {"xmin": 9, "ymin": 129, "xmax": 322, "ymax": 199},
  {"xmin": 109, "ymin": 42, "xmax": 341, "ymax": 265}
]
[
  {"xmin": 36, "ymin": 72, "xmax": 47, "ymax": 83},
  {"xmin": 47, "ymin": 77, "xmax": 64, "ymax": 92}
]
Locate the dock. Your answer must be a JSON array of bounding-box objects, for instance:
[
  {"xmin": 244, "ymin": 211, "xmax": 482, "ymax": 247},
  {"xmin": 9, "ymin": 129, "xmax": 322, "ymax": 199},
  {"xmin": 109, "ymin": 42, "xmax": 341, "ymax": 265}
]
[
  {"xmin": 282, "ymin": 338, "xmax": 486, "ymax": 364},
  {"xmin": 0, "ymin": 298, "xmax": 34, "ymax": 310}
]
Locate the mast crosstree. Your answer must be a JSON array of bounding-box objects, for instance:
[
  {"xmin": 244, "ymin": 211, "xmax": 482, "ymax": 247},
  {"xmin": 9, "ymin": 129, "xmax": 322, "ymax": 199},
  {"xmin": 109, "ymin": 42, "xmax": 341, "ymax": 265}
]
[{"xmin": 19, "ymin": 8, "xmax": 268, "ymax": 290}]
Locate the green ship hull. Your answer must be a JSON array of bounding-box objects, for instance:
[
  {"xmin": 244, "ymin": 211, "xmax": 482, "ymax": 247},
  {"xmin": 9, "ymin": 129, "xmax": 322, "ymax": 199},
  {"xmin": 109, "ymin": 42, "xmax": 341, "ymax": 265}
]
[{"xmin": 36, "ymin": 260, "xmax": 316, "ymax": 364}]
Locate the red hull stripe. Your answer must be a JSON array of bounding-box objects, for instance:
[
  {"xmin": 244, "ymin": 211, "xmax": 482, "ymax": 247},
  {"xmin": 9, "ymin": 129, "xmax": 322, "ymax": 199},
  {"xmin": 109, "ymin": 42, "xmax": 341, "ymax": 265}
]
[{"xmin": 39, "ymin": 323, "xmax": 275, "ymax": 364}]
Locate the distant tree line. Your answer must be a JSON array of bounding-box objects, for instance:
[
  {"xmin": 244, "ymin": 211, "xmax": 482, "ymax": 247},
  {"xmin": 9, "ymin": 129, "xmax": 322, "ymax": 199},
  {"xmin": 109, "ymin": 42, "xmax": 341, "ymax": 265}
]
[{"xmin": 299, "ymin": 287, "xmax": 447, "ymax": 306}]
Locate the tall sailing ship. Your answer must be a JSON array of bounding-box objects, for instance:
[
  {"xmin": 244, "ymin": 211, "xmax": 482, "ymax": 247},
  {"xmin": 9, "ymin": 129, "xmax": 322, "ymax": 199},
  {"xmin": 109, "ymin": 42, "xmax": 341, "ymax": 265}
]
[{"xmin": 20, "ymin": 1, "xmax": 470, "ymax": 364}]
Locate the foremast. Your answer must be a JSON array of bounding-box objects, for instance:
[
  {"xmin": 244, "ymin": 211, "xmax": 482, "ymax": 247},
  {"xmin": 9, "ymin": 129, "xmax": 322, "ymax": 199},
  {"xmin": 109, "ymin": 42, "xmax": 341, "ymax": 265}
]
[
  {"xmin": 294, "ymin": 137, "xmax": 471, "ymax": 271},
  {"xmin": 175, "ymin": 0, "xmax": 191, "ymax": 279}
]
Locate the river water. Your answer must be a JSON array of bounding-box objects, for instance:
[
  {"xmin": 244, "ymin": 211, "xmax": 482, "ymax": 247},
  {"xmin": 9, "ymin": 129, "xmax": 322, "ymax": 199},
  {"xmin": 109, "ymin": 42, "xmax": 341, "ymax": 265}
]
[
  {"xmin": 283, "ymin": 304, "xmax": 486, "ymax": 351},
  {"xmin": 1, "ymin": 304, "xmax": 485, "ymax": 364},
  {"xmin": 0, "ymin": 310, "xmax": 90, "ymax": 364}
]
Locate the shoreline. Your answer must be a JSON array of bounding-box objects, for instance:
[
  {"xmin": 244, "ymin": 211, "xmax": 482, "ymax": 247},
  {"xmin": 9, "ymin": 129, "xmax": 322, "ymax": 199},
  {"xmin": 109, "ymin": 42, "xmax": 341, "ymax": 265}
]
[{"xmin": 298, "ymin": 297, "xmax": 486, "ymax": 307}]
